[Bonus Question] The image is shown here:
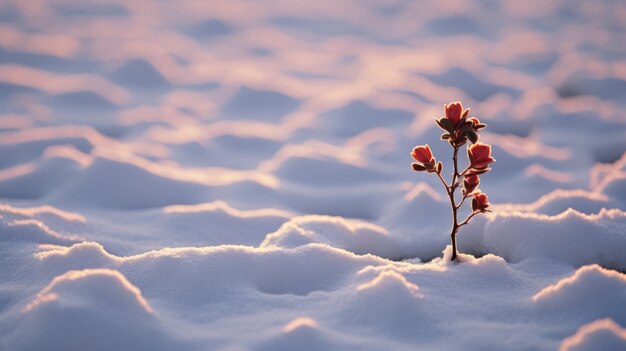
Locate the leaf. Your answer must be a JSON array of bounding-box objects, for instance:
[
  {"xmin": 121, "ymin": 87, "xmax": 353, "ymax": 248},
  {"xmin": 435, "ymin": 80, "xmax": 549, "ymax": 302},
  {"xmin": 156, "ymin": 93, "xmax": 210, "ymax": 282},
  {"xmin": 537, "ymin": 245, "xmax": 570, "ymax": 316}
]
[
  {"xmin": 435, "ymin": 118, "xmax": 445, "ymax": 129},
  {"xmin": 465, "ymin": 130, "xmax": 478, "ymax": 144},
  {"xmin": 439, "ymin": 118, "xmax": 454, "ymax": 133},
  {"xmin": 462, "ymin": 108, "xmax": 470, "ymax": 118},
  {"xmin": 476, "ymin": 123, "xmax": 487, "ymax": 130},
  {"xmin": 412, "ymin": 163, "xmax": 427, "ymax": 171},
  {"xmin": 437, "ymin": 161, "xmax": 443, "ymax": 173},
  {"xmin": 459, "ymin": 120, "xmax": 473, "ymax": 132},
  {"xmin": 466, "ymin": 167, "xmax": 490, "ymax": 176},
  {"xmin": 441, "ymin": 133, "xmax": 450, "ymax": 140}
]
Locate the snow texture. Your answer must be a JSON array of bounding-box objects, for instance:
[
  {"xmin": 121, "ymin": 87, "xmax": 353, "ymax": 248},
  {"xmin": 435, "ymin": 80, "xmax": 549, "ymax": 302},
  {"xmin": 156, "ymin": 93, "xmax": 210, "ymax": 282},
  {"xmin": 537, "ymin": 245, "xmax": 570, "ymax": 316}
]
[{"xmin": 1, "ymin": 0, "xmax": 626, "ymax": 350}]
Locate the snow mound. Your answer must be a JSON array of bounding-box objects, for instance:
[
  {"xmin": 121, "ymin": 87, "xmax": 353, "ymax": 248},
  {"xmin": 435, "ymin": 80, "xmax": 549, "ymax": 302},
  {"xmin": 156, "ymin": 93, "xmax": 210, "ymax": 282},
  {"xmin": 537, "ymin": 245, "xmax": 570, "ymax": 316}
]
[
  {"xmin": 432, "ymin": 245, "xmax": 515, "ymax": 285},
  {"xmin": 597, "ymin": 172, "xmax": 626, "ymax": 206},
  {"xmin": 495, "ymin": 189, "xmax": 612, "ymax": 216},
  {"xmin": 559, "ymin": 74, "xmax": 626, "ymax": 100},
  {"xmin": 35, "ymin": 242, "xmax": 391, "ymax": 302},
  {"xmin": 356, "ymin": 270, "xmax": 423, "ymax": 300},
  {"xmin": 279, "ymin": 317, "xmax": 323, "ymax": 342},
  {"xmin": 159, "ymin": 201, "xmax": 292, "ymax": 246},
  {"xmin": 24, "ymin": 268, "xmax": 153, "ymax": 314},
  {"xmin": 261, "ymin": 215, "xmax": 407, "ymax": 259},
  {"xmin": 0, "ymin": 203, "xmax": 84, "ymax": 244},
  {"xmin": 533, "ymin": 265, "xmax": 626, "ymax": 324},
  {"xmin": 219, "ymin": 86, "xmax": 300, "ymax": 121},
  {"xmin": 0, "ymin": 156, "xmax": 83, "ymax": 199},
  {"xmin": 268, "ymin": 153, "xmax": 388, "ymax": 186},
  {"xmin": 436, "ymin": 244, "xmax": 482, "ymax": 264},
  {"xmin": 3, "ymin": 269, "xmax": 188, "ymax": 351},
  {"xmin": 590, "ymin": 152, "xmax": 626, "ymax": 189},
  {"xmin": 53, "ymin": 155, "xmax": 210, "ymax": 208},
  {"xmin": 282, "ymin": 316, "xmax": 319, "ymax": 332},
  {"xmin": 0, "ymin": 203, "xmax": 86, "ymax": 245},
  {"xmin": 109, "ymin": 59, "xmax": 171, "ymax": 91},
  {"xmin": 0, "ymin": 218, "xmax": 81, "ymax": 244},
  {"xmin": 379, "ymin": 182, "xmax": 452, "ymax": 260},
  {"xmin": 484, "ymin": 208, "xmax": 626, "ymax": 269},
  {"xmin": 344, "ymin": 270, "xmax": 426, "ymax": 333},
  {"xmin": 35, "ymin": 242, "xmax": 120, "ymax": 271},
  {"xmin": 559, "ymin": 319, "xmax": 626, "ymax": 351},
  {"xmin": 258, "ymin": 317, "xmax": 331, "ymax": 351},
  {"xmin": 0, "ymin": 203, "xmax": 85, "ymax": 223},
  {"xmin": 2, "ymin": 0, "xmax": 626, "ymax": 349},
  {"xmin": 258, "ymin": 316, "xmax": 383, "ymax": 351},
  {"xmin": 315, "ymin": 100, "xmax": 413, "ymax": 138},
  {"xmin": 40, "ymin": 149, "xmax": 279, "ymax": 209},
  {"xmin": 0, "ymin": 126, "xmax": 101, "ymax": 168}
]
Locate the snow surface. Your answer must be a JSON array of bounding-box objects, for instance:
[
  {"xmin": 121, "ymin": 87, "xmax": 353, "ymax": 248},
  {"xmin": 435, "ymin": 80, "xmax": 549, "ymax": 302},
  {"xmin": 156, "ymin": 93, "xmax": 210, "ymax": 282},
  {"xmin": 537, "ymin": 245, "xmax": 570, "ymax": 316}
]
[{"xmin": 1, "ymin": 0, "xmax": 626, "ymax": 350}]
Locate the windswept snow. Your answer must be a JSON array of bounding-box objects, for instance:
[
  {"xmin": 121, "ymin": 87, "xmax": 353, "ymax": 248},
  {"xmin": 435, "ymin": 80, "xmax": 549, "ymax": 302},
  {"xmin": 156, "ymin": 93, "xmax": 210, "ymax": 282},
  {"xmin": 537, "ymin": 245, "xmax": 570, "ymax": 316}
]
[
  {"xmin": 1, "ymin": 0, "xmax": 626, "ymax": 350},
  {"xmin": 559, "ymin": 319, "xmax": 626, "ymax": 351}
]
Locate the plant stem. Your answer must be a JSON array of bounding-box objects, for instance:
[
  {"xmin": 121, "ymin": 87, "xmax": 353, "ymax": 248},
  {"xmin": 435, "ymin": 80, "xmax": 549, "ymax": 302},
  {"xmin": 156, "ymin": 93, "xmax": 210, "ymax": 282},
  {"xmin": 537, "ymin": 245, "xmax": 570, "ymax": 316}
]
[
  {"xmin": 458, "ymin": 211, "xmax": 479, "ymax": 228},
  {"xmin": 456, "ymin": 193, "xmax": 468, "ymax": 209},
  {"xmin": 449, "ymin": 146, "xmax": 460, "ymax": 261},
  {"xmin": 436, "ymin": 171, "xmax": 449, "ymax": 190},
  {"xmin": 435, "ymin": 144, "xmax": 470, "ymax": 261}
]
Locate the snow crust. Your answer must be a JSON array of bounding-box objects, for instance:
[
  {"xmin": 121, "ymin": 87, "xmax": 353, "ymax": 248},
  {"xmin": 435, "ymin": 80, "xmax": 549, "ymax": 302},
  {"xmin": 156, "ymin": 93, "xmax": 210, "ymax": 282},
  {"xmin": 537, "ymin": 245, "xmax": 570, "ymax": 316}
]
[
  {"xmin": 1, "ymin": 0, "xmax": 626, "ymax": 350},
  {"xmin": 559, "ymin": 319, "xmax": 626, "ymax": 351}
]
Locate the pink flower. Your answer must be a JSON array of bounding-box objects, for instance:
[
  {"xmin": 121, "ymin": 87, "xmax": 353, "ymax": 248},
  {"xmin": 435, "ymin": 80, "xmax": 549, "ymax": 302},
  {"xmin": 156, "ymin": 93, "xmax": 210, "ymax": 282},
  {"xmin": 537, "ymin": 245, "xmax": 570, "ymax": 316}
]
[
  {"xmin": 411, "ymin": 145, "xmax": 434, "ymax": 164},
  {"xmin": 463, "ymin": 174, "xmax": 480, "ymax": 194},
  {"xmin": 472, "ymin": 192, "xmax": 489, "ymax": 212},
  {"xmin": 468, "ymin": 142, "xmax": 495, "ymax": 169},
  {"xmin": 445, "ymin": 102, "xmax": 464, "ymax": 127}
]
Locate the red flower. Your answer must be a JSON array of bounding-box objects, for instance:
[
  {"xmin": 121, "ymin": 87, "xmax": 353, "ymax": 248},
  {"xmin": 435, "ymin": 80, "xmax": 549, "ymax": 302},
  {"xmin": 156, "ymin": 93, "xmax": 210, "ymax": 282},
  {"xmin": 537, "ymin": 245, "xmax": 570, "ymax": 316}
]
[
  {"xmin": 472, "ymin": 192, "xmax": 489, "ymax": 212},
  {"xmin": 467, "ymin": 117, "xmax": 480, "ymax": 127},
  {"xmin": 445, "ymin": 102, "xmax": 465, "ymax": 127},
  {"xmin": 463, "ymin": 174, "xmax": 480, "ymax": 194},
  {"xmin": 468, "ymin": 142, "xmax": 495, "ymax": 169},
  {"xmin": 411, "ymin": 145, "xmax": 434, "ymax": 164}
]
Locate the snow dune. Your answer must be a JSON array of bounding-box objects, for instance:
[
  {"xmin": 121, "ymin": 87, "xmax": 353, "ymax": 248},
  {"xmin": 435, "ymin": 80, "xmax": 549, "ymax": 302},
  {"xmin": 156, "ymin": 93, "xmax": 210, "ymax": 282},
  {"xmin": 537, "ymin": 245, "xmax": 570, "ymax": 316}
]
[{"xmin": 1, "ymin": 0, "xmax": 626, "ymax": 350}]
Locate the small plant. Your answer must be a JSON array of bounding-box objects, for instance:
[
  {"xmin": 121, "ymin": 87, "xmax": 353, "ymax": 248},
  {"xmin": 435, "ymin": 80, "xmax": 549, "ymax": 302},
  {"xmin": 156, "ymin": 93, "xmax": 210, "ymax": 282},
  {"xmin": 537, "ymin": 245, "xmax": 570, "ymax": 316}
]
[{"xmin": 410, "ymin": 102, "xmax": 495, "ymax": 261}]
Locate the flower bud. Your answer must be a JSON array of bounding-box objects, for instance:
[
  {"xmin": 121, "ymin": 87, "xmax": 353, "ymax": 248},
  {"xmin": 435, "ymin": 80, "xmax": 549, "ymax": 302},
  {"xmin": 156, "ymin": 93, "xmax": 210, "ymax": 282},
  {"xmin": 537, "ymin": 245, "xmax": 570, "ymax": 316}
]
[
  {"xmin": 445, "ymin": 102, "xmax": 464, "ymax": 128},
  {"xmin": 472, "ymin": 192, "xmax": 489, "ymax": 212},
  {"xmin": 468, "ymin": 142, "xmax": 496, "ymax": 169},
  {"xmin": 411, "ymin": 145, "xmax": 434, "ymax": 164},
  {"xmin": 463, "ymin": 174, "xmax": 480, "ymax": 194},
  {"xmin": 467, "ymin": 117, "xmax": 486, "ymax": 130}
]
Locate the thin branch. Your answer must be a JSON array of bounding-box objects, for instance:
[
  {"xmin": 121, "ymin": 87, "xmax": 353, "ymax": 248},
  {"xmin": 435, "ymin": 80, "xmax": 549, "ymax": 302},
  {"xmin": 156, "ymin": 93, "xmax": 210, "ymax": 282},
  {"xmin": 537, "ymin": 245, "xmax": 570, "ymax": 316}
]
[
  {"xmin": 436, "ymin": 170, "xmax": 450, "ymax": 193},
  {"xmin": 456, "ymin": 193, "xmax": 468, "ymax": 209},
  {"xmin": 458, "ymin": 211, "xmax": 480, "ymax": 228},
  {"xmin": 451, "ymin": 146, "xmax": 460, "ymax": 188},
  {"xmin": 448, "ymin": 145, "xmax": 461, "ymax": 260},
  {"xmin": 460, "ymin": 165, "xmax": 471, "ymax": 176}
]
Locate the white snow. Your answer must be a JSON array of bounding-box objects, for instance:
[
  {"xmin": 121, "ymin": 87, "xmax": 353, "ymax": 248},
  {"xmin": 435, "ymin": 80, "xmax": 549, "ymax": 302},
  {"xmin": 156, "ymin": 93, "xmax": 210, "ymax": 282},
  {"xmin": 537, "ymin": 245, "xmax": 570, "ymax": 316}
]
[
  {"xmin": 559, "ymin": 319, "xmax": 626, "ymax": 351},
  {"xmin": 4, "ymin": 269, "xmax": 190, "ymax": 351},
  {"xmin": 1, "ymin": 0, "xmax": 626, "ymax": 350}
]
